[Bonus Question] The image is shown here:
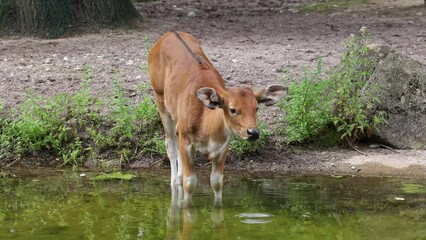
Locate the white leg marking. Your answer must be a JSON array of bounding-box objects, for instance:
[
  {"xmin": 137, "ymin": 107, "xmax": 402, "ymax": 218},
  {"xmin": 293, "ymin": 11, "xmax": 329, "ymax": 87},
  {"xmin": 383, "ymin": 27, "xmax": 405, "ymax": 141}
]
[
  {"xmin": 166, "ymin": 138, "xmax": 176, "ymax": 185},
  {"xmin": 177, "ymin": 154, "xmax": 183, "ymax": 186},
  {"xmin": 163, "ymin": 115, "xmax": 181, "ymax": 187},
  {"xmin": 167, "ymin": 138, "xmax": 181, "ymax": 187},
  {"xmin": 210, "ymin": 171, "xmax": 223, "ymax": 199},
  {"xmin": 184, "ymin": 174, "xmax": 198, "ymax": 200},
  {"xmin": 210, "ymin": 155, "xmax": 225, "ymax": 204}
]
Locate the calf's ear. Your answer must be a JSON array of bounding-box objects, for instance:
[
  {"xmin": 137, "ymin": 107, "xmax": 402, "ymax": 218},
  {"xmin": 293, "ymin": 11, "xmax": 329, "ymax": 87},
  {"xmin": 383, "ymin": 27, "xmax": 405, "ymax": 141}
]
[
  {"xmin": 255, "ymin": 85, "xmax": 288, "ymax": 106},
  {"xmin": 197, "ymin": 87, "xmax": 223, "ymax": 110}
]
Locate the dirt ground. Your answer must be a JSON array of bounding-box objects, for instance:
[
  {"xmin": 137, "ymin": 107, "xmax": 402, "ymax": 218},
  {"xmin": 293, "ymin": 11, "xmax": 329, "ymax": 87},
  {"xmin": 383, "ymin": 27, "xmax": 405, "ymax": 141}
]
[{"xmin": 1, "ymin": 0, "xmax": 425, "ymax": 177}]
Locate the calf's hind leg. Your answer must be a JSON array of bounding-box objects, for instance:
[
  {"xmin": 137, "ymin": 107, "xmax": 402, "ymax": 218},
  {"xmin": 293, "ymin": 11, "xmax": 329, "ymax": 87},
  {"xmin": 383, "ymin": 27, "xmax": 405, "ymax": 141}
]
[{"xmin": 154, "ymin": 94, "xmax": 182, "ymax": 188}]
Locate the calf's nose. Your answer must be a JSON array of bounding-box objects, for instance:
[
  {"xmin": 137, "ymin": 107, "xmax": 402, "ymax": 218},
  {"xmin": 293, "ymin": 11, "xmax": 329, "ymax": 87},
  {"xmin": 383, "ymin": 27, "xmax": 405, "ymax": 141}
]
[{"xmin": 247, "ymin": 128, "xmax": 260, "ymax": 141}]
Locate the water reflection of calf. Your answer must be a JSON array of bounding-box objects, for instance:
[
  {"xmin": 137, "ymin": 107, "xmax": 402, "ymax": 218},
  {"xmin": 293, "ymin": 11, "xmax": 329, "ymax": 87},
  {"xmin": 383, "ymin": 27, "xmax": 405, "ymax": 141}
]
[{"xmin": 166, "ymin": 187, "xmax": 227, "ymax": 240}]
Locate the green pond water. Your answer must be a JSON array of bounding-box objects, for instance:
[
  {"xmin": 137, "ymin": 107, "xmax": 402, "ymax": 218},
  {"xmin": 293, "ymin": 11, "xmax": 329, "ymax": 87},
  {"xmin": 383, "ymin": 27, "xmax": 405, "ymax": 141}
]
[{"xmin": 0, "ymin": 170, "xmax": 425, "ymax": 240}]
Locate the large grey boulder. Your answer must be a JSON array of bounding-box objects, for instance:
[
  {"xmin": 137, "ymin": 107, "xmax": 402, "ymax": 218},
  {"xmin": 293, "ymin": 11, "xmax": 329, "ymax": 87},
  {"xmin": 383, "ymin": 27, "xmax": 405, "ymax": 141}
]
[{"xmin": 370, "ymin": 46, "xmax": 426, "ymax": 149}]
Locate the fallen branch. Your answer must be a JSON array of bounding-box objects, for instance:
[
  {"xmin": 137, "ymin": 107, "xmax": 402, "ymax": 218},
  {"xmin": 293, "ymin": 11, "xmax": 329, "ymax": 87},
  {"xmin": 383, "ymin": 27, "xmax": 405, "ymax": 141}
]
[
  {"xmin": 347, "ymin": 138, "xmax": 367, "ymax": 155},
  {"xmin": 369, "ymin": 143, "xmax": 400, "ymax": 154}
]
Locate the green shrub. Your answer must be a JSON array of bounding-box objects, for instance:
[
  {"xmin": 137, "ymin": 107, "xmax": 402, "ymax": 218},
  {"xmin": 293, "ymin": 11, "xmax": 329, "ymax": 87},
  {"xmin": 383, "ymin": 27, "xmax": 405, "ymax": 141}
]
[
  {"xmin": 134, "ymin": 84, "xmax": 166, "ymax": 156},
  {"xmin": 329, "ymin": 27, "xmax": 387, "ymax": 144},
  {"xmin": 280, "ymin": 27, "xmax": 387, "ymax": 145},
  {"xmin": 107, "ymin": 75, "xmax": 165, "ymax": 157},
  {"xmin": 279, "ymin": 60, "xmax": 332, "ymax": 143},
  {"xmin": 0, "ymin": 91, "xmax": 71, "ymax": 158},
  {"xmin": 0, "ymin": 66, "xmax": 164, "ymax": 167},
  {"xmin": 110, "ymin": 72, "xmax": 137, "ymax": 140}
]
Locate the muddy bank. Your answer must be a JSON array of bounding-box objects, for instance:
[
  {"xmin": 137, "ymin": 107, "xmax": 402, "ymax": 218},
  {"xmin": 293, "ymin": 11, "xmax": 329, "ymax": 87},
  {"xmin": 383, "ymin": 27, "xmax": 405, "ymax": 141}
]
[
  {"xmin": 4, "ymin": 146, "xmax": 426, "ymax": 178},
  {"xmin": 125, "ymin": 144, "xmax": 426, "ymax": 178}
]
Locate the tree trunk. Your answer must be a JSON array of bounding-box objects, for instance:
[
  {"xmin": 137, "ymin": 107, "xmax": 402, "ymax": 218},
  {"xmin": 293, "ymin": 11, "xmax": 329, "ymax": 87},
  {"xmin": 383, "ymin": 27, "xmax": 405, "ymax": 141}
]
[{"xmin": 0, "ymin": 0, "xmax": 140, "ymax": 38}]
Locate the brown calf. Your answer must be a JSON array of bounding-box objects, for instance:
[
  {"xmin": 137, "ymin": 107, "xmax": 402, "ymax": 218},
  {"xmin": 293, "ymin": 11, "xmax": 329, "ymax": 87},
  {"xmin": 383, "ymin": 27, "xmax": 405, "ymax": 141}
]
[{"xmin": 148, "ymin": 31, "xmax": 286, "ymax": 205}]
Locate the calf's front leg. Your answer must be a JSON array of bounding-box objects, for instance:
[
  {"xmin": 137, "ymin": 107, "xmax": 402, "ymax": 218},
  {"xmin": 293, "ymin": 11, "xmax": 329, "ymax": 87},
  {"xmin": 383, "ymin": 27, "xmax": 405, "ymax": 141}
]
[
  {"xmin": 179, "ymin": 136, "xmax": 198, "ymax": 204},
  {"xmin": 210, "ymin": 146, "xmax": 228, "ymax": 207}
]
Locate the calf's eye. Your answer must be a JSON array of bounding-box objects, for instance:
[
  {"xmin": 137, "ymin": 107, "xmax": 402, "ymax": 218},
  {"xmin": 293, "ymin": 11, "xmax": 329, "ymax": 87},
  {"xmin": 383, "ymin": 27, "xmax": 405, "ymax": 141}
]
[{"xmin": 230, "ymin": 108, "xmax": 237, "ymax": 115}]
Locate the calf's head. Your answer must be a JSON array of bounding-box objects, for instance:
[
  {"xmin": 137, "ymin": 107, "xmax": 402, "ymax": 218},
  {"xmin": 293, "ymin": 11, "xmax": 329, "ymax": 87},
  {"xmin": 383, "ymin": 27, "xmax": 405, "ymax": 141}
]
[{"xmin": 197, "ymin": 85, "xmax": 287, "ymax": 141}]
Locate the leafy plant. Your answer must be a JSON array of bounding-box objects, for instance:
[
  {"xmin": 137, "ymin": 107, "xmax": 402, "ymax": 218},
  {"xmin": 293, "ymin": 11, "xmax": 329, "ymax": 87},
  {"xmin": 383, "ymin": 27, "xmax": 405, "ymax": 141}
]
[
  {"xmin": 0, "ymin": 90, "xmax": 71, "ymax": 157},
  {"xmin": 279, "ymin": 60, "xmax": 332, "ymax": 143},
  {"xmin": 61, "ymin": 138, "xmax": 86, "ymax": 169},
  {"xmin": 330, "ymin": 27, "xmax": 387, "ymax": 145},
  {"xmin": 110, "ymin": 72, "xmax": 137, "ymax": 140},
  {"xmin": 279, "ymin": 27, "xmax": 387, "ymax": 145},
  {"xmin": 132, "ymin": 83, "xmax": 166, "ymax": 156}
]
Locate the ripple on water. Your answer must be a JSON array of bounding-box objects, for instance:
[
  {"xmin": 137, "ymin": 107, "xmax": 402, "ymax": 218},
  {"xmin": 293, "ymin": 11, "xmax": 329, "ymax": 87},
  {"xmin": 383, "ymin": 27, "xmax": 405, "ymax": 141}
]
[{"xmin": 236, "ymin": 212, "xmax": 274, "ymax": 224}]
